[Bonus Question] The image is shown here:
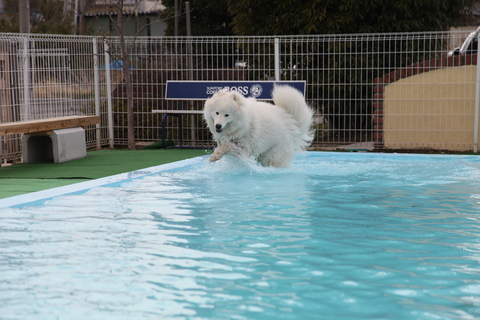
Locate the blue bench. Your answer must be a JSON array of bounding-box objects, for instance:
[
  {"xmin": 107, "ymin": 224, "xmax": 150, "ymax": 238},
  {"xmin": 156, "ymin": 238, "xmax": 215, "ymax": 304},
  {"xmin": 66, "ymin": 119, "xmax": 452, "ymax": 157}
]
[{"xmin": 152, "ymin": 81, "xmax": 306, "ymax": 148}]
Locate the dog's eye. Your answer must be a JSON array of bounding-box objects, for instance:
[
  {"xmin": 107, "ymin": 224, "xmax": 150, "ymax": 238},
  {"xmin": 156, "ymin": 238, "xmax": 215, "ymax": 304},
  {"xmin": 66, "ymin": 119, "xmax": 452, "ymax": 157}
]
[
  {"xmin": 225, "ymin": 114, "xmax": 229, "ymax": 117},
  {"xmin": 215, "ymin": 112, "xmax": 219, "ymax": 115}
]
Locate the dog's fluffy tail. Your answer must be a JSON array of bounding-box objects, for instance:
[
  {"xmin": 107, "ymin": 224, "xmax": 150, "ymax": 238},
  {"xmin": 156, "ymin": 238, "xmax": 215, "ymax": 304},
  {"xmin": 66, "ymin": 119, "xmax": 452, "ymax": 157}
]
[{"xmin": 272, "ymin": 85, "xmax": 315, "ymax": 151}]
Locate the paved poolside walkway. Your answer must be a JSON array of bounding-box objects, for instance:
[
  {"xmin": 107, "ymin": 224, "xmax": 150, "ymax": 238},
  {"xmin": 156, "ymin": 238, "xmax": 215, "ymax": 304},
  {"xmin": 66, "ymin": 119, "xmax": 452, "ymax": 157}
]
[{"xmin": 0, "ymin": 149, "xmax": 206, "ymax": 199}]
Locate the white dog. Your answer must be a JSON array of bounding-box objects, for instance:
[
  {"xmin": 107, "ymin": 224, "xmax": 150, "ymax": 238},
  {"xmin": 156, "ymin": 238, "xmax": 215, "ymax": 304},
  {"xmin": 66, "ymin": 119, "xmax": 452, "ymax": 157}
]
[{"xmin": 203, "ymin": 85, "xmax": 314, "ymax": 168}]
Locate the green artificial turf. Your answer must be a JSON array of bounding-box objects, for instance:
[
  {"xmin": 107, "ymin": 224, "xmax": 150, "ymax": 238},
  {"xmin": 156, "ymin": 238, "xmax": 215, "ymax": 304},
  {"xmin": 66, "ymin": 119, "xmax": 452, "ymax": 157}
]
[{"xmin": 0, "ymin": 149, "xmax": 207, "ymax": 199}]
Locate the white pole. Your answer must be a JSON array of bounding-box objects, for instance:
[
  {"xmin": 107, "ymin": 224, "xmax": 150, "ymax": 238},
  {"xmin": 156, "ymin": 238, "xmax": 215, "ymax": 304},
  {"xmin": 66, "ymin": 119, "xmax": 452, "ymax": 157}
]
[
  {"xmin": 22, "ymin": 37, "xmax": 30, "ymax": 121},
  {"xmin": 474, "ymin": 33, "xmax": 480, "ymax": 153},
  {"xmin": 19, "ymin": 0, "xmax": 30, "ymax": 33},
  {"xmin": 93, "ymin": 38, "xmax": 101, "ymax": 149},
  {"xmin": 74, "ymin": 0, "xmax": 79, "ymax": 32},
  {"xmin": 274, "ymin": 38, "xmax": 280, "ymax": 81},
  {"xmin": 186, "ymin": 1, "xmax": 195, "ymax": 145},
  {"xmin": 104, "ymin": 41, "xmax": 114, "ymax": 149},
  {"xmin": 174, "ymin": 0, "xmax": 179, "ymax": 37}
]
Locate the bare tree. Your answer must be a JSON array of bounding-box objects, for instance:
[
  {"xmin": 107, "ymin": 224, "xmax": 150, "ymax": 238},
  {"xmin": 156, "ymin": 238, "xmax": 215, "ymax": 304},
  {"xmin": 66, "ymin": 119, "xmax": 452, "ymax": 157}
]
[
  {"xmin": 102, "ymin": 0, "xmax": 181, "ymax": 150},
  {"xmin": 113, "ymin": 0, "xmax": 135, "ymax": 149},
  {"xmin": 103, "ymin": 0, "xmax": 156, "ymax": 150}
]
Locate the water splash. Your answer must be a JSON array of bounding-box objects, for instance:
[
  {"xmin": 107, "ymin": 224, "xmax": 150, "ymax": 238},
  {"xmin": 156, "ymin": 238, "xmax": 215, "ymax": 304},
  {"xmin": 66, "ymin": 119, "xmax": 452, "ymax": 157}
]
[
  {"xmin": 207, "ymin": 153, "xmax": 273, "ymax": 174},
  {"xmin": 205, "ymin": 139, "xmax": 276, "ymax": 174}
]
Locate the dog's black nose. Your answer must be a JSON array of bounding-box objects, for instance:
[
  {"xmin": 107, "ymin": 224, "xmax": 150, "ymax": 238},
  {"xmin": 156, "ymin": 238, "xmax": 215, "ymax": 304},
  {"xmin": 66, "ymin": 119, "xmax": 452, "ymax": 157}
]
[{"xmin": 215, "ymin": 124, "xmax": 222, "ymax": 130}]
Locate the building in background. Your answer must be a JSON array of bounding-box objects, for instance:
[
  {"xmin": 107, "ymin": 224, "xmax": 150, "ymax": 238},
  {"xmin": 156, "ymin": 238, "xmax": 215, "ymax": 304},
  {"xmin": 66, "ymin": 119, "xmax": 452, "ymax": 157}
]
[{"xmin": 65, "ymin": 0, "xmax": 166, "ymax": 36}]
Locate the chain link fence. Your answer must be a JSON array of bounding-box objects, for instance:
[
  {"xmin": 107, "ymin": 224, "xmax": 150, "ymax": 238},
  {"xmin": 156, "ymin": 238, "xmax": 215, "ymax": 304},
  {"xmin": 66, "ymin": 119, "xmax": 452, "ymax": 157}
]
[{"xmin": 0, "ymin": 30, "xmax": 478, "ymax": 161}]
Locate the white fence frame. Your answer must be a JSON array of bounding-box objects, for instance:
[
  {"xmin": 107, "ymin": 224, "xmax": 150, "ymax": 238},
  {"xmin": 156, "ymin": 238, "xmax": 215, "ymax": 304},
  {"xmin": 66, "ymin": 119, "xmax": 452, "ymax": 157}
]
[{"xmin": 0, "ymin": 30, "xmax": 479, "ymax": 162}]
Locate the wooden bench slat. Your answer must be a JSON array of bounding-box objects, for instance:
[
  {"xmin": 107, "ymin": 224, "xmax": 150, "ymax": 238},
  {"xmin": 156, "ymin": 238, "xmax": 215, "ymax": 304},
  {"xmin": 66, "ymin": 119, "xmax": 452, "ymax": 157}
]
[{"xmin": 0, "ymin": 115, "xmax": 101, "ymax": 136}]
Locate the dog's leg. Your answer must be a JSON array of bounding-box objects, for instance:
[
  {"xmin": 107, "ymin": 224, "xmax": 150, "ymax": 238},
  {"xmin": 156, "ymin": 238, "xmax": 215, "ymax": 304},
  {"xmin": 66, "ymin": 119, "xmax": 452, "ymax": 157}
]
[
  {"xmin": 209, "ymin": 143, "xmax": 230, "ymax": 162},
  {"xmin": 209, "ymin": 141, "xmax": 248, "ymax": 162}
]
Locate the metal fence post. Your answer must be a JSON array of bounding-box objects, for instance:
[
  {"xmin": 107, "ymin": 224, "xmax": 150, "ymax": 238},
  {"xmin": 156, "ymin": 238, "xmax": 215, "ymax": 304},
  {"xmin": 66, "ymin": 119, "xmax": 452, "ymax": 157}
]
[
  {"xmin": 275, "ymin": 38, "xmax": 280, "ymax": 81},
  {"xmin": 22, "ymin": 37, "xmax": 30, "ymax": 121},
  {"xmin": 104, "ymin": 40, "xmax": 114, "ymax": 149},
  {"xmin": 474, "ymin": 33, "xmax": 480, "ymax": 153},
  {"xmin": 186, "ymin": 1, "xmax": 196, "ymax": 145},
  {"xmin": 93, "ymin": 38, "xmax": 101, "ymax": 149}
]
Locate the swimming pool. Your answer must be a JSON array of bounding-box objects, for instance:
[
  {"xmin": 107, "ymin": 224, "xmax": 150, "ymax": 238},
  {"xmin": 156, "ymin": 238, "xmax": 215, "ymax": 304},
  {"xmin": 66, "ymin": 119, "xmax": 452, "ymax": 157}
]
[{"xmin": 1, "ymin": 152, "xmax": 480, "ymax": 319}]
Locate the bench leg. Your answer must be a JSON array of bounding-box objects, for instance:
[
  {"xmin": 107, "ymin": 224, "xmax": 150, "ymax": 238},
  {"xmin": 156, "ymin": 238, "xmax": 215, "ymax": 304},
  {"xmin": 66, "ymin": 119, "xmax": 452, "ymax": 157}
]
[
  {"xmin": 161, "ymin": 114, "xmax": 168, "ymax": 148},
  {"xmin": 22, "ymin": 134, "xmax": 54, "ymax": 163},
  {"xmin": 22, "ymin": 127, "xmax": 86, "ymax": 163},
  {"xmin": 178, "ymin": 116, "xmax": 183, "ymax": 147},
  {"xmin": 162, "ymin": 113, "xmax": 183, "ymax": 148},
  {"xmin": 51, "ymin": 127, "xmax": 86, "ymax": 163}
]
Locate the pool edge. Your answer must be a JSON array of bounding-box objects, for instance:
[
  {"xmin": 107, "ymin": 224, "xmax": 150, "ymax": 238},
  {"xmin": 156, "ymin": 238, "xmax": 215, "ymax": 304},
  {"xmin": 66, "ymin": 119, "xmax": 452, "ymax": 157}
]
[{"xmin": 0, "ymin": 155, "xmax": 208, "ymax": 209}]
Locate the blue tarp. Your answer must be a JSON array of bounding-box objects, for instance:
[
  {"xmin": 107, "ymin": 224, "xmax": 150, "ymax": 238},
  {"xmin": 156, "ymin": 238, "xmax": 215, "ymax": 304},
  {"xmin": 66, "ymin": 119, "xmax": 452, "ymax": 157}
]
[{"xmin": 100, "ymin": 60, "xmax": 135, "ymax": 70}]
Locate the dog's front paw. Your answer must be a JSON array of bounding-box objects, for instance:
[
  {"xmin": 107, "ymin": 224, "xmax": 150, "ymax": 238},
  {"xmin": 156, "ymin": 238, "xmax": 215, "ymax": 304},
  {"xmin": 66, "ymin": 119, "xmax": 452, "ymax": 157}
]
[
  {"xmin": 209, "ymin": 144, "xmax": 229, "ymax": 162},
  {"xmin": 209, "ymin": 152, "xmax": 223, "ymax": 162}
]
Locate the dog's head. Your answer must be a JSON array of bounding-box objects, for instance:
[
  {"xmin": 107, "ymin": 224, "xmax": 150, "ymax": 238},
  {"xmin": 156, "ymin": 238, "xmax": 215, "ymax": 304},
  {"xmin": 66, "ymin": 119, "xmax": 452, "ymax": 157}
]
[{"xmin": 203, "ymin": 89, "xmax": 245, "ymax": 135}]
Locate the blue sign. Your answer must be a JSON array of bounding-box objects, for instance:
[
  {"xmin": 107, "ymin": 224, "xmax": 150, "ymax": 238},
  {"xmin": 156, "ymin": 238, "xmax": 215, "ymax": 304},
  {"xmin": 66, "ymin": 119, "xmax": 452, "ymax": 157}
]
[{"xmin": 165, "ymin": 81, "xmax": 306, "ymax": 100}]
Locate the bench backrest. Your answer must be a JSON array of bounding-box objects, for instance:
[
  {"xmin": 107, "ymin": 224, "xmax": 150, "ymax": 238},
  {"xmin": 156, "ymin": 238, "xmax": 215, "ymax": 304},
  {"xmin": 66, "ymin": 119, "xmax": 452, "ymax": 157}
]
[{"xmin": 165, "ymin": 81, "xmax": 306, "ymax": 100}]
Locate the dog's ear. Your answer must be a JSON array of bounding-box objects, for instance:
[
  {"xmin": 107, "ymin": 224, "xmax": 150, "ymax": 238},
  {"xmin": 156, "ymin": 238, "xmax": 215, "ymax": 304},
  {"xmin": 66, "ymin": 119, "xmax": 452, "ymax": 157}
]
[
  {"xmin": 232, "ymin": 91, "xmax": 243, "ymax": 103},
  {"xmin": 217, "ymin": 89, "xmax": 227, "ymax": 95}
]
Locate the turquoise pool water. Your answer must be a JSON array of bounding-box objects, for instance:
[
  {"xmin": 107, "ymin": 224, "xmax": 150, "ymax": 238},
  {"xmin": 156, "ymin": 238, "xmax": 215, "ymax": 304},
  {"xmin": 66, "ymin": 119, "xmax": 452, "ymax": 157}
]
[{"xmin": 1, "ymin": 152, "xmax": 480, "ymax": 319}]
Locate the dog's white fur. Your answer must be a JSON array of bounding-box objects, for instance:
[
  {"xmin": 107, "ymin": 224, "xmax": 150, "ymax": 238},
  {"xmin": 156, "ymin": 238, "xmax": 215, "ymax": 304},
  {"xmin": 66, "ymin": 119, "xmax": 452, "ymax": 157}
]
[{"xmin": 203, "ymin": 85, "xmax": 314, "ymax": 168}]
